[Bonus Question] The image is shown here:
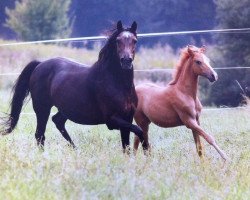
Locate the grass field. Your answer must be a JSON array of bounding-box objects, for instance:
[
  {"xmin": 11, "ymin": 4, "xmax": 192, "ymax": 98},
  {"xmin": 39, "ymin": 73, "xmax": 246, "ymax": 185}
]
[
  {"xmin": 0, "ymin": 90, "xmax": 249, "ymax": 200},
  {"xmin": 0, "ymin": 41, "xmax": 249, "ymax": 199}
]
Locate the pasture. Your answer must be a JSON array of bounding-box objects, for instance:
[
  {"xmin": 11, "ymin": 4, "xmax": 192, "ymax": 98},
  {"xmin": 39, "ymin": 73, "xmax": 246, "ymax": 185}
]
[{"xmin": 0, "ymin": 89, "xmax": 249, "ymax": 199}]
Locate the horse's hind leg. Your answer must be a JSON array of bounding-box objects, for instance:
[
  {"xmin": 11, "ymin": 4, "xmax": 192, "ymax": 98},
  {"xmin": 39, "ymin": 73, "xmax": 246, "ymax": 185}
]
[
  {"xmin": 52, "ymin": 112, "xmax": 76, "ymax": 148},
  {"xmin": 34, "ymin": 105, "xmax": 51, "ymax": 148}
]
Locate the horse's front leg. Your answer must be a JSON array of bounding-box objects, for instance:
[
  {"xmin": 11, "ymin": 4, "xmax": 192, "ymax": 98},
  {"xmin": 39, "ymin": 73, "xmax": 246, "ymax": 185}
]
[
  {"xmin": 120, "ymin": 128, "xmax": 131, "ymax": 153},
  {"xmin": 106, "ymin": 116, "xmax": 148, "ymax": 151}
]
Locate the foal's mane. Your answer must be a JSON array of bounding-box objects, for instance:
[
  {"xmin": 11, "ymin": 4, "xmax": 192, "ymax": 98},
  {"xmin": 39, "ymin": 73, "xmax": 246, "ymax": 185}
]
[{"xmin": 169, "ymin": 47, "xmax": 190, "ymax": 85}]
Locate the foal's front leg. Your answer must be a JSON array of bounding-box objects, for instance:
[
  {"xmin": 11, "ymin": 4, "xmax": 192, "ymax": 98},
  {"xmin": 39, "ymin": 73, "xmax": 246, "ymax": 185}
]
[
  {"xmin": 186, "ymin": 118, "xmax": 227, "ymax": 160},
  {"xmin": 176, "ymin": 110, "xmax": 227, "ymax": 160},
  {"xmin": 192, "ymin": 118, "xmax": 203, "ymax": 158},
  {"xmin": 192, "ymin": 130, "xmax": 203, "ymax": 158}
]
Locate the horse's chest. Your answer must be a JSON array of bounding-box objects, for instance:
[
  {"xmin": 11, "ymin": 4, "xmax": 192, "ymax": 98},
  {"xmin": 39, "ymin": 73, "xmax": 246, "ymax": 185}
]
[
  {"xmin": 107, "ymin": 89, "xmax": 136, "ymax": 114},
  {"xmin": 123, "ymin": 96, "xmax": 136, "ymax": 113}
]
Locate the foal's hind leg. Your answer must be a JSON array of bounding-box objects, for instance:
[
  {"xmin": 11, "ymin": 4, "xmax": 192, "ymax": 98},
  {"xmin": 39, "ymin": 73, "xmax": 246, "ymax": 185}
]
[
  {"xmin": 52, "ymin": 112, "xmax": 76, "ymax": 148},
  {"xmin": 134, "ymin": 111, "xmax": 150, "ymax": 151},
  {"xmin": 134, "ymin": 123, "xmax": 149, "ymax": 151}
]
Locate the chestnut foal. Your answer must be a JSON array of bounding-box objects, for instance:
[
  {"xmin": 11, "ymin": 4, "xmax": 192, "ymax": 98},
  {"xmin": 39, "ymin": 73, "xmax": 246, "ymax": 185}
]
[{"xmin": 134, "ymin": 45, "xmax": 227, "ymax": 160}]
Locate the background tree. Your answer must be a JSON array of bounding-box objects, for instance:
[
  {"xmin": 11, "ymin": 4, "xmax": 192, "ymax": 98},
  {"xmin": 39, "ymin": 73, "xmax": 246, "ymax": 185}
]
[
  {"xmin": 71, "ymin": 0, "xmax": 215, "ymax": 48},
  {"xmin": 207, "ymin": 0, "xmax": 250, "ymax": 106},
  {"xmin": 5, "ymin": 0, "xmax": 72, "ymax": 41}
]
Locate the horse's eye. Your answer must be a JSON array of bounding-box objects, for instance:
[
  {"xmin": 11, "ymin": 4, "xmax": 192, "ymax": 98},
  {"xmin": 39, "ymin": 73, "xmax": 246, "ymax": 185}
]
[
  {"xmin": 195, "ymin": 60, "xmax": 202, "ymax": 65},
  {"xmin": 134, "ymin": 39, "xmax": 137, "ymax": 44}
]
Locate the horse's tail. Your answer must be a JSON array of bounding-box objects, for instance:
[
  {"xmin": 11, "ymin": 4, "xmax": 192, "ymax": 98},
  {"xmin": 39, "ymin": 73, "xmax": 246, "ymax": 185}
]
[{"xmin": 1, "ymin": 60, "xmax": 41, "ymax": 134}]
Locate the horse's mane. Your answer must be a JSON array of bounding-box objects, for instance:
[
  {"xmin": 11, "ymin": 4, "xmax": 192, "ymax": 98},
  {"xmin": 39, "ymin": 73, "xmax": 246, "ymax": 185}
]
[
  {"xmin": 168, "ymin": 47, "xmax": 190, "ymax": 85},
  {"xmin": 97, "ymin": 28, "xmax": 121, "ymax": 63}
]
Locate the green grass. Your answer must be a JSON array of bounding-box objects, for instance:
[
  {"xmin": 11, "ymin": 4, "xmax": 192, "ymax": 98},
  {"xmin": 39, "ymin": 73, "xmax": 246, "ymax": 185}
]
[{"xmin": 0, "ymin": 91, "xmax": 249, "ymax": 200}]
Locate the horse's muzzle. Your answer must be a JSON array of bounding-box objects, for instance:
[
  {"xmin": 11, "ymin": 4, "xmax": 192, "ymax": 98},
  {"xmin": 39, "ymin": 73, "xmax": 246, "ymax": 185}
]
[{"xmin": 121, "ymin": 58, "xmax": 133, "ymax": 69}]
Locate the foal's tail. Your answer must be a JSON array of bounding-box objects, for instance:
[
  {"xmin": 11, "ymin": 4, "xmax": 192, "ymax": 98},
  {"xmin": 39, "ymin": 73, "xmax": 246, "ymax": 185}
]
[{"xmin": 1, "ymin": 60, "xmax": 41, "ymax": 134}]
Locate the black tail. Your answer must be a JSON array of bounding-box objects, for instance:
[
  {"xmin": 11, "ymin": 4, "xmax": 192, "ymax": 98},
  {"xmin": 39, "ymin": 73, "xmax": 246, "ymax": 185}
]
[{"xmin": 2, "ymin": 60, "xmax": 41, "ymax": 134}]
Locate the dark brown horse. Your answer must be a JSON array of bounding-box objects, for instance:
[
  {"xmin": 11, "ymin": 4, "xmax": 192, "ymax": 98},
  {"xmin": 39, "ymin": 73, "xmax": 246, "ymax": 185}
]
[{"xmin": 2, "ymin": 21, "xmax": 147, "ymax": 151}]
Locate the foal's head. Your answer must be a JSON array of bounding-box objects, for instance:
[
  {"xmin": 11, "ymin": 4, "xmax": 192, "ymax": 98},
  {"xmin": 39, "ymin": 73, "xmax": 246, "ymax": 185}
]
[{"xmin": 188, "ymin": 45, "xmax": 218, "ymax": 82}]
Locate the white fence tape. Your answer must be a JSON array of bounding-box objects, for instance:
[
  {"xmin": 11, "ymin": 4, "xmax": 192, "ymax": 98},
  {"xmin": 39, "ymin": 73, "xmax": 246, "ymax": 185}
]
[{"xmin": 0, "ymin": 28, "xmax": 250, "ymax": 47}]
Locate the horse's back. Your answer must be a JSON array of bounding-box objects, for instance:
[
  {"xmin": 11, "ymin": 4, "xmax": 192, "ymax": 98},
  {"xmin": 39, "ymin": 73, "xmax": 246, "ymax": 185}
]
[{"xmin": 31, "ymin": 57, "xmax": 89, "ymax": 75}]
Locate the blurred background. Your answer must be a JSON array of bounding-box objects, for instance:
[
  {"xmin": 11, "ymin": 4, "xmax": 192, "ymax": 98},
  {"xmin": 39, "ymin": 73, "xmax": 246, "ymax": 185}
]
[{"xmin": 0, "ymin": 0, "xmax": 249, "ymax": 107}]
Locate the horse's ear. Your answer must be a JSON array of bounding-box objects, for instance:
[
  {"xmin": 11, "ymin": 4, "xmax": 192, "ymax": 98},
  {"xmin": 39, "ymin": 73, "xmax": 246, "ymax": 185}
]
[
  {"xmin": 200, "ymin": 45, "xmax": 206, "ymax": 53},
  {"xmin": 131, "ymin": 21, "xmax": 137, "ymax": 33},
  {"xmin": 117, "ymin": 20, "xmax": 123, "ymax": 31},
  {"xmin": 187, "ymin": 45, "xmax": 194, "ymax": 56}
]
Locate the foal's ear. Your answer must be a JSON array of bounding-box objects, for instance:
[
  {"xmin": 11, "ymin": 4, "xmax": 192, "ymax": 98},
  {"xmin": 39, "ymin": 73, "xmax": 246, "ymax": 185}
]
[
  {"xmin": 200, "ymin": 45, "xmax": 206, "ymax": 53},
  {"xmin": 117, "ymin": 20, "xmax": 123, "ymax": 31},
  {"xmin": 130, "ymin": 21, "xmax": 137, "ymax": 33},
  {"xmin": 187, "ymin": 45, "xmax": 194, "ymax": 56}
]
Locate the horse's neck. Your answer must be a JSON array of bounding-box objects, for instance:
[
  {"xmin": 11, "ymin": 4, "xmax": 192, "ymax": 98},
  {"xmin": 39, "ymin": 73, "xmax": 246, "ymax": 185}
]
[
  {"xmin": 114, "ymin": 65, "xmax": 134, "ymax": 89},
  {"xmin": 95, "ymin": 58, "xmax": 135, "ymax": 89},
  {"xmin": 175, "ymin": 59, "xmax": 198, "ymax": 99}
]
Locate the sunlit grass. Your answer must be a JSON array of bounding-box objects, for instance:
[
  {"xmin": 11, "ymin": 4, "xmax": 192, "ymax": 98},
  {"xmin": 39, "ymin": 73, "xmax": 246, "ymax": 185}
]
[{"xmin": 0, "ymin": 90, "xmax": 249, "ymax": 199}]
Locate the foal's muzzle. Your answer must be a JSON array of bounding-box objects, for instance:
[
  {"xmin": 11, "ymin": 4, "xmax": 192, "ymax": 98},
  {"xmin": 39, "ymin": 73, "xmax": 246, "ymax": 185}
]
[
  {"xmin": 207, "ymin": 73, "xmax": 218, "ymax": 83},
  {"xmin": 120, "ymin": 58, "xmax": 133, "ymax": 69}
]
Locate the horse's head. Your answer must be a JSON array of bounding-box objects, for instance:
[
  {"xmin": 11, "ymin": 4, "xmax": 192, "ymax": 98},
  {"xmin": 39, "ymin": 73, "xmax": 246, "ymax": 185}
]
[
  {"xmin": 188, "ymin": 45, "xmax": 218, "ymax": 82},
  {"xmin": 116, "ymin": 21, "xmax": 137, "ymax": 70}
]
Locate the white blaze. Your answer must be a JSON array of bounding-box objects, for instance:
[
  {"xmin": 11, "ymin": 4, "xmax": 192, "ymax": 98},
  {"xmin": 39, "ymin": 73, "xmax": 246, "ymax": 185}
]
[
  {"xmin": 202, "ymin": 54, "xmax": 218, "ymax": 80},
  {"xmin": 121, "ymin": 31, "xmax": 133, "ymax": 38}
]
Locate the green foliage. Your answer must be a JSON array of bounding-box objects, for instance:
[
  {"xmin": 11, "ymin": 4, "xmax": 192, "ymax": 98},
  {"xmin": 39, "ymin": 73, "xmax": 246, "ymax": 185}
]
[
  {"xmin": 72, "ymin": 0, "xmax": 215, "ymax": 48},
  {"xmin": 208, "ymin": 0, "xmax": 250, "ymax": 106},
  {"xmin": 5, "ymin": 0, "xmax": 72, "ymax": 41}
]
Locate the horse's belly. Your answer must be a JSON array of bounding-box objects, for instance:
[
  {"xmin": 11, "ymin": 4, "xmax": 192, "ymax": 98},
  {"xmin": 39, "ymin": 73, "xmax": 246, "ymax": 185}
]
[{"xmin": 61, "ymin": 109, "xmax": 105, "ymax": 125}]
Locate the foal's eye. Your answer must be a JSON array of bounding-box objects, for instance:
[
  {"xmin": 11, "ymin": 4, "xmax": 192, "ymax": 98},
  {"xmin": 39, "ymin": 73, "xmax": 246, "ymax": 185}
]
[
  {"xmin": 133, "ymin": 39, "xmax": 137, "ymax": 44},
  {"xmin": 195, "ymin": 60, "xmax": 202, "ymax": 65}
]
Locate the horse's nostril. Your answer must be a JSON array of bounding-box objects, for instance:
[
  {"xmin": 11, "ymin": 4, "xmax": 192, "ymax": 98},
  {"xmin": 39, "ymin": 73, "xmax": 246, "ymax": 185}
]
[
  {"xmin": 128, "ymin": 58, "xmax": 132, "ymax": 63},
  {"xmin": 121, "ymin": 58, "xmax": 132, "ymax": 64}
]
